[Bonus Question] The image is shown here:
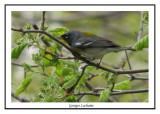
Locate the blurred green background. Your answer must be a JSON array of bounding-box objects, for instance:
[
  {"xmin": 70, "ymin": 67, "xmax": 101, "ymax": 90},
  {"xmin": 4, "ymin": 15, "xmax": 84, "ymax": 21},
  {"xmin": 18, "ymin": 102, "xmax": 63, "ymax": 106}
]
[{"xmin": 11, "ymin": 11, "xmax": 148, "ymax": 102}]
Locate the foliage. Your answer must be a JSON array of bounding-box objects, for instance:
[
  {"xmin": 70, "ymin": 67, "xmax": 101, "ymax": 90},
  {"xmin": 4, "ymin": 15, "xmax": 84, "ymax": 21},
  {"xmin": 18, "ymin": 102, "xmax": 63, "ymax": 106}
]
[
  {"xmin": 63, "ymin": 76, "xmax": 78, "ymax": 89},
  {"xmin": 100, "ymin": 71, "xmax": 116, "ymax": 88},
  {"xmin": 14, "ymin": 76, "xmax": 32, "ymax": 97},
  {"xmin": 11, "ymin": 43, "xmax": 28, "ymax": 59},
  {"xmin": 11, "ymin": 11, "xmax": 148, "ymax": 102},
  {"xmin": 100, "ymin": 71, "xmax": 131, "ymax": 90},
  {"xmin": 22, "ymin": 63, "xmax": 35, "ymax": 72},
  {"xmin": 113, "ymin": 80, "xmax": 131, "ymax": 90},
  {"xmin": 49, "ymin": 27, "xmax": 69, "ymax": 37},
  {"xmin": 65, "ymin": 95, "xmax": 77, "ymax": 102},
  {"xmin": 142, "ymin": 11, "xmax": 148, "ymax": 25},
  {"xmin": 133, "ymin": 35, "xmax": 148, "ymax": 51},
  {"xmin": 99, "ymin": 89, "xmax": 111, "ymax": 102}
]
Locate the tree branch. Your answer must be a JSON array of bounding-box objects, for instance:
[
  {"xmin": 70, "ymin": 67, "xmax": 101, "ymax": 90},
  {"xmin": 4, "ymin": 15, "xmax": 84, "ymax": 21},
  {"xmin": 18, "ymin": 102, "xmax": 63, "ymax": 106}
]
[
  {"xmin": 69, "ymin": 65, "xmax": 88, "ymax": 95},
  {"xmin": 11, "ymin": 28, "xmax": 148, "ymax": 75},
  {"xmin": 111, "ymin": 89, "xmax": 148, "ymax": 95},
  {"xmin": 61, "ymin": 65, "xmax": 88, "ymax": 101},
  {"xmin": 133, "ymin": 77, "xmax": 148, "ymax": 80},
  {"xmin": 44, "ymin": 51, "xmax": 75, "ymax": 61},
  {"xmin": 11, "ymin": 62, "xmax": 39, "ymax": 67},
  {"xmin": 11, "ymin": 28, "xmax": 72, "ymax": 52},
  {"xmin": 43, "ymin": 56, "xmax": 75, "ymax": 61},
  {"xmin": 74, "ymin": 89, "xmax": 148, "ymax": 96}
]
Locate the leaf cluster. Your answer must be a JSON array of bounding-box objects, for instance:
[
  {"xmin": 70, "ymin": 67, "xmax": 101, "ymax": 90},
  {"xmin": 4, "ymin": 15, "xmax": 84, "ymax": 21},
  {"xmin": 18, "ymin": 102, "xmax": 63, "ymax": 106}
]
[{"xmin": 11, "ymin": 12, "xmax": 149, "ymax": 102}]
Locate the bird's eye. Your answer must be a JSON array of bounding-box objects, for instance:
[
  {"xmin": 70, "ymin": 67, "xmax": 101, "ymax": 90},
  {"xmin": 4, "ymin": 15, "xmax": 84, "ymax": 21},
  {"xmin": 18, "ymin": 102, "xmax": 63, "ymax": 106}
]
[{"xmin": 65, "ymin": 36, "xmax": 69, "ymax": 39}]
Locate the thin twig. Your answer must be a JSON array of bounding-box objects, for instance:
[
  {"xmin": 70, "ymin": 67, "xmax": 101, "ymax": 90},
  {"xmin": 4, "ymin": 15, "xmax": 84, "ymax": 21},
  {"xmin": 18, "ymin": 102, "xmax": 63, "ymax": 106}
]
[
  {"xmin": 124, "ymin": 50, "xmax": 135, "ymax": 80},
  {"xmin": 74, "ymin": 89, "xmax": 148, "ymax": 96},
  {"xmin": 125, "ymin": 50, "xmax": 132, "ymax": 70},
  {"xmin": 11, "ymin": 28, "xmax": 72, "ymax": 52},
  {"xmin": 11, "ymin": 28, "xmax": 148, "ymax": 75},
  {"xmin": 110, "ymin": 82, "xmax": 115, "ymax": 92},
  {"xmin": 87, "ymin": 74, "xmax": 98, "ymax": 81},
  {"xmin": 11, "ymin": 62, "xmax": 39, "ymax": 67},
  {"xmin": 103, "ymin": 60, "xmax": 148, "ymax": 80},
  {"xmin": 32, "ymin": 23, "xmax": 51, "ymax": 47},
  {"xmin": 74, "ymin": 92, "xmax": 100, "ymax": 96},
  {"xmin": 24, "ymin": 68, "xmax": 26, "ymax": 79},
  {"xmin": 41, "ymin": 11, "xmax": 46, "ymax": 31},
  {"xmin": 125, "ymin": 74, "xmax": 148, "ymax": 80},
  {"xmin": 60, "ymin": 65, "xmax": 88, "ymax": 101},
  {"xmin": 43, "ymin": 56, "xmax": 75, "ymax": 61},
  {"xmin": 93, "ymin": 87, "xmax": 106, "ymax": 91},
  {"xmin": 111, "ymin": 89, "xmax": 148, "ymax": 95},
  {"xmin": 137, "ymin": 11, "xmax": 144, "ymax": 41},
  {"xmin": 102, "ymin": 61, "xmax": 119, "ymax": 69},
  {"xmin": 44, "ymin": 51, "xmax": 76, "ymax": 60},
  {"xmin": 69, "ymin": 65, "xmax": 88, "ymax": 95},
  {"xmin": 133, "ymin": 77, "xmax": 148, "ymax": 80},
  {"xmin": 77, "ymin": 95, "xmax": 85, "ymax": 102}
]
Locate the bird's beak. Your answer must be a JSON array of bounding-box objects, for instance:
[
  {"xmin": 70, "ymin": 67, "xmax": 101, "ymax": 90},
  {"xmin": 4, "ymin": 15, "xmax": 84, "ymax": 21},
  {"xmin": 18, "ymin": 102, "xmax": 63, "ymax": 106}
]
[
  {"xmin": 57, "ymin": 36, "xmax": 63, "ymax": 40},
  {"xmin": 57, "ymin": 36, "xmax": 69, "ymax": 45}
]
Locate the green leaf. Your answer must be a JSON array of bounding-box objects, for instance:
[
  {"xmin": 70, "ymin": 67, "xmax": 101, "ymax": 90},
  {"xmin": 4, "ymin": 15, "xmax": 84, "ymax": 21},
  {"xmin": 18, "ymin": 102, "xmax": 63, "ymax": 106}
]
[
  {"xmin": 108, "ymin": 73, "xmax": 116, "ymax": 82},
  {"xmin": 43, "ymin": 47, "xmax": 59, "ymax": 66},
  {"xmin": 43, "ymin": 54, "xmax": 52, "ymax": 66},
  {"xmin": 55, "ymin": 68, "xmax": 63, "ymax": 77},
  {"xmin": 40, "ymin": 88, "xmax": 46, "ymax": 93},
  {"xmin": 44, "ymin": 95, "xmax": 53, "ymax": 102},
  {"xmin": 24, "ymin": 23, "xmax": 31, "ymax": 30},
  {"xmin": 55, "ymin": 42, "xmax": 63, "ymax": 52},
  {"xmin": 43, "ymin": 36, "xmax": 53, "ymax": 42},
  {"xmin": 63, "ymin": 76, "xmax": 78, "ymax": 89},
  {"xmin": 11, "ymin": 43, "xmax": 27, "ymax": 59},
  {"xmin": 113, "ymin": 80, "xmax": 131, "ymax": 90},
  {"xmin": 47, "ymin": 46, "xmax": 57, "ymax": 53},
  {"xmin": 100, "ymin": 71, "xmax": 110, "ymax": 80},
  {"xmin": 46, "ymin": 76, "xmax": 60, "ymax": 85},
  {"xmin": 32, "ymin": 53, "xmax": 42, "ymax": 65},
  {"xmin": 61, "ymin": 75, "xmax": 75, "ymax": 85},
  {"xmin": 62, "ymin": 67, "xmax": 73, "ymax": 76},
  {"xmin": 49, "ymin": 27, "xmax": 69, "ymax": 37},
  {"xmin": 99, "ymin": 89, "xmax": 111, "ymax": 102},
  {"xmin": 22, "ymin": 63, "xmax": 34, "ymax": 72},
  {"xmin": 142, "ymin": 11, "xmax": 148, "ymax": 24},
  {"xmin": 144, "ymin": 99, "xmax": 149, "ymax": 102},
  {"xmin": 133, "ymin": 35, "xmax": 148, "ymax": 51},
  {"xmin": 14, "ymin": 76, "xmax": 32, "ymax": 97},
  {"xmin": 53, "ymin": 76, "xmax": 60, "ymax": 85},
  {"xmin": 43, "ymin": 54, "xmax": 59, "ymax": 66},
  {"xmin": 104, "ymin": 72, "xmax": 116, "ymax": 87},
  {"xmin": 65, "ymin": 95, "xmax": 77, "ymax": 102},
  {"xmin": 44, "ymin": 24, "xmax": 49, "ymax": 30},
  {"xmin": 55, "ymin": 67, "xmax": 73, "ymax": 77}
]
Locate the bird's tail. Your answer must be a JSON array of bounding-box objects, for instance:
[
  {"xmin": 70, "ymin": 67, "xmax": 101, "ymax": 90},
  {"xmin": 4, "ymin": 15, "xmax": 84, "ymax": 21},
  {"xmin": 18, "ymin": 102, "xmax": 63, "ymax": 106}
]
[{"xmin": 121, "ymin": 46, "xmax": 136, "ymax": 51}]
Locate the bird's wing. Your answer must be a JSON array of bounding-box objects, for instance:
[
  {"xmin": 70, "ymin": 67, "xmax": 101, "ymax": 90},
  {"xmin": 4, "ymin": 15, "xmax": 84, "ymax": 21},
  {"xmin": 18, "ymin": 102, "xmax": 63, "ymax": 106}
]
[{"xmin": 72, "ymin": 37, "xmax": 120, "ymax": 49}]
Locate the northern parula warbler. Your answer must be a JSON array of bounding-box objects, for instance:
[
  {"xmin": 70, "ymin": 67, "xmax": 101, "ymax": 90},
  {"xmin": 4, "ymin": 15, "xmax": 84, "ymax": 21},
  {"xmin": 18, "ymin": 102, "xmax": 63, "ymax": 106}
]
[{"xmin": 59, "ymin": 31, "xmax": 135, "ymax": 63}]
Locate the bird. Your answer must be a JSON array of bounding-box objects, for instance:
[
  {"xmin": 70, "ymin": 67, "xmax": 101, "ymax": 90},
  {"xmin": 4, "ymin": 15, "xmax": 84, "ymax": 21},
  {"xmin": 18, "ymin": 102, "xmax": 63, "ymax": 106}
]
[{"xmin": 59, "ymin": 31, "xmax": 135, "ymax": 65}]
